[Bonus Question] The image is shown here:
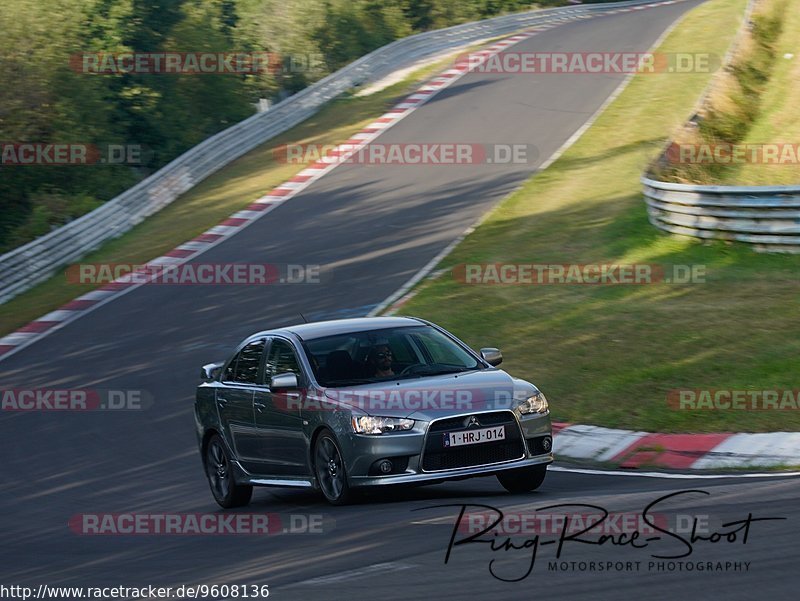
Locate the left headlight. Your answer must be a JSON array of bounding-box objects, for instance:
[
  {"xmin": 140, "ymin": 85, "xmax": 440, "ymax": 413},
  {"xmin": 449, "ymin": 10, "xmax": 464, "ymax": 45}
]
[
  {"xmin": 351, "ymin": 415, "xmax": 415, "ymax": 435},
  {"xmin": 518, "ymin": 391, "xmax": 549, "ymax": 415}
]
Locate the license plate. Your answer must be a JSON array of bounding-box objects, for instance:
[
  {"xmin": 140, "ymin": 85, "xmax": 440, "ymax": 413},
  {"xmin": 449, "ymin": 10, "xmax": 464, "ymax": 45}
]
[{"xmin": 444, "ymin": 425, "xmax": 505, "ymax": 447}]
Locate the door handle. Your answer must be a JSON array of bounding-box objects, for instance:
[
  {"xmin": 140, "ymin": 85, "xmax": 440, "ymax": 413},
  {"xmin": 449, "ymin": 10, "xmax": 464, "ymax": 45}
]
[
  {"xmin": 217, "ymin": 397, "xmax": 229, "ymax": 408},
  {"xmin": 254, "ymin": 402, "xmax": 266, "ymax": 413}
]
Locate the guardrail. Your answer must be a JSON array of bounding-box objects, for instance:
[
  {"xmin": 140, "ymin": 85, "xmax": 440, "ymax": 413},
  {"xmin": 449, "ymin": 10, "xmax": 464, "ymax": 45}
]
[
  {"xmin": 0, "ymin": 0, "xmax": 663, "ymax": 304},
  {"xmin": 642, "ymin": 177, "xmax": 800, "ymax": 252}
]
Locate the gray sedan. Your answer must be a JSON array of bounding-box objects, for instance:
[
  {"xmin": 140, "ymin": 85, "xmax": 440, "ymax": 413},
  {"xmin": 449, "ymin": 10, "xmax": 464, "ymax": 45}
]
[{"xmin": 195, "ymin": 316, "xmax": 553, "ymax": 506}]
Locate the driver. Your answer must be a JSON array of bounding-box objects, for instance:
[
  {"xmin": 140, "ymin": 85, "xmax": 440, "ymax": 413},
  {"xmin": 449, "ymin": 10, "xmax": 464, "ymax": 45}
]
[{"xmin": 366, "ymin": 344, "xmax": 395, "ymax": 378}]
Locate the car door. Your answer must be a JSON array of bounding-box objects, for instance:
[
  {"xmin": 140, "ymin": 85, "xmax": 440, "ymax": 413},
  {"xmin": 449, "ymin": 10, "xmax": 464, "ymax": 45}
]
[
  {"xmin": 217, "ymin": 339, "xmax": 264, "ymax": 464},
  {"xmin": 247, "ymin": 337, "xmax": 309, "ymax": 477}
]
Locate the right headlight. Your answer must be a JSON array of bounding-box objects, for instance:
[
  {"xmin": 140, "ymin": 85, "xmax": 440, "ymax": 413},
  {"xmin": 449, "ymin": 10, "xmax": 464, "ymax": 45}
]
[{"xmin": 517, "ymin": 391, "xmax": 549, "ymax": 415}]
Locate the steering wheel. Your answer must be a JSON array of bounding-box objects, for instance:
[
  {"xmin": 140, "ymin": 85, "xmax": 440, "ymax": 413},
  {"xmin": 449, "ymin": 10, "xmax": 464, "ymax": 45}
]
[{"xmin": 400, "ymin": 363, "xmax": 428, "ymax": 375}]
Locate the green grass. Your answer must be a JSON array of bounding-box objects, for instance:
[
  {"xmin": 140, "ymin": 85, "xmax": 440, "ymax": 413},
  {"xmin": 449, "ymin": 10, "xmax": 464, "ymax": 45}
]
[
  {"xmin": 729, "ymin": 0, "xmax": 800, "ymax": 184},
  {"xmin": 396, "ymin": 0, "xmax": 800, "ymax": 433},
  {"xmin": 651, "ymin": 0, "xmax": 800, "ymax": 185},
  {"xmin": 0, "ymin": 49, "xmax": 473, "ymax": 336}
]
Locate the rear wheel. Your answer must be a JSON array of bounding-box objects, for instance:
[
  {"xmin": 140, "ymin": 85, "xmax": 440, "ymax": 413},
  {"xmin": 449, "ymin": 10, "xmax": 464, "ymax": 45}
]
[
  {"xmin": 205, "ymin": 434, "xmax": 253, "ymax": 508},
  {"xmin": 314, "ymin": 431, "xmax": 355, "ymax": 505},
  {"xmin": 497, "ymin": 464, "xmax": 547, "ymax": 494}
]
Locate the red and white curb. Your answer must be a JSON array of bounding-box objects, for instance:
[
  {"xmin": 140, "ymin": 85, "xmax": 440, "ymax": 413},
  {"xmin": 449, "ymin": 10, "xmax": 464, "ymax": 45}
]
[
  {"xmin": 0, "ymin": 0, "xmax": 688, "ymax": 363},
  {"xmin": 553, "ymin": 422, "xmax": 800, "ymax": 470}
]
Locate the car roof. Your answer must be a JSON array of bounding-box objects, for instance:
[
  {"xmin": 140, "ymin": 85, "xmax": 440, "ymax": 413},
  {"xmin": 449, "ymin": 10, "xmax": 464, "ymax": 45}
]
[{"xmin": 249, "ymin": 316, "xmax": 427, "ymax": 342}]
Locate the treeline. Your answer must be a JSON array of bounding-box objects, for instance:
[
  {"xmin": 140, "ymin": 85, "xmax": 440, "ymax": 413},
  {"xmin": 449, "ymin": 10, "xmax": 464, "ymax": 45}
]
[{"xmin": 0, "ymin": 0, "xmax": 565, "ymax": 253}]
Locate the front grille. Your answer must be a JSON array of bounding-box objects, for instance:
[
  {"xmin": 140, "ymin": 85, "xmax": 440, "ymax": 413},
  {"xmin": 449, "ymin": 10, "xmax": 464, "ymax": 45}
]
[
  {"xmin": 427, "ymin": 411, "xmax": 514, "ymax": 433},
  {"xmin": 421, "ymin": 411, "xmax": 525, "ymax": 472}
]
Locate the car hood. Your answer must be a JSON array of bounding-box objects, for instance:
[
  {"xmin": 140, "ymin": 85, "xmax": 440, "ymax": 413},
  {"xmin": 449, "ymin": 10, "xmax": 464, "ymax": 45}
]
[{"xmin": 322, "ymin": 369, "xmax": 537, "ymax": 420}]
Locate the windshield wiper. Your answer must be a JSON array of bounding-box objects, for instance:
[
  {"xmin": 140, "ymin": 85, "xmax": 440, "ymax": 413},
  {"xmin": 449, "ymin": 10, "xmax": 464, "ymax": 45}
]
[
  {"xmin": 323, "ymin": 378, "xmax": 376, "ymax": 387},
  {"xmin": 428, "ymin": 367, "xmax": 476, "ymax": 376},
  {"xmin": 402, "ymin": 365, "xmax": 478, "ymax": 378}
]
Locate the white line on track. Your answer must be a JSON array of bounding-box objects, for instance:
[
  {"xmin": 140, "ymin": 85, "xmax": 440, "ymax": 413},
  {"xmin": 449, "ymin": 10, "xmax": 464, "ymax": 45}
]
[{"xmin": 549, "ymin": 466, "xmax": 800, "ymax": 479}]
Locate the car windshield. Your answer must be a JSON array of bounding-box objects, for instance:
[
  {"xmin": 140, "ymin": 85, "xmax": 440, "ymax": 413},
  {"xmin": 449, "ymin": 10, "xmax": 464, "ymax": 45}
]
[{"xmin": 304, "ymin": 325, "xmax": 482, "ymax": 387}]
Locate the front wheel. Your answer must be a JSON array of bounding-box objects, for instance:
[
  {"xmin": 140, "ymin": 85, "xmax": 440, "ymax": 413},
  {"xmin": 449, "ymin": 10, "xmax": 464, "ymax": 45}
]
[
  {"xmin": 314, "ymin": 431, "xmax": 355, "ymax": 505},
  {"xmin": 205, "ymin": 434, "xmax": 253, "ymax": 508},
  {"xmin": 497, "ymin": 464, "xmax": 547, "ymax": 494}
]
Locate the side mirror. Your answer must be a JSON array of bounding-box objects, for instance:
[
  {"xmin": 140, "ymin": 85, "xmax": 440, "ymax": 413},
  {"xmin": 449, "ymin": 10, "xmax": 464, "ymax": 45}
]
[
  {"xmin": 200, "ymin": 362, "xmax": 223, "ymax": 381},
  {"xmin": 480, "ymin": 348, "xmax": 503, "ymax": 367},
  {"xmin": 270, "ymin": 372, "xmax": 299, "ymax": 390}
]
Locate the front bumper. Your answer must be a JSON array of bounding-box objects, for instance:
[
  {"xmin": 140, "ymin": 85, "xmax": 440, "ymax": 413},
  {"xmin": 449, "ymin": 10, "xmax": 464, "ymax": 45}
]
[
  {"xmin": 349, "ymin": 452, "xmax": 553, "ymax": 487},
  {"xmin": 345, "ymin": 409, "xmax": 552, "ymax": 487}
]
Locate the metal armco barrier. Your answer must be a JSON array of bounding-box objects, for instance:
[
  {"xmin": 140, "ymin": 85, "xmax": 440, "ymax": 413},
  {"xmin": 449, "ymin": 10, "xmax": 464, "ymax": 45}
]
[
  {"xmin": 642, "ymin": 177, "xmax": 800, "ymax": 252},
  {"xmin": 0, "ymin": 0, "xmax": 667, "ymax": 304}
]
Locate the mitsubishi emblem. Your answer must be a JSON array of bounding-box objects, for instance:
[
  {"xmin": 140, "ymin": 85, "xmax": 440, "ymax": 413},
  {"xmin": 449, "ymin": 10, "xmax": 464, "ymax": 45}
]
[{"xmin": 465, "ymin": 415, "xmax": 480, "ymax": 428}]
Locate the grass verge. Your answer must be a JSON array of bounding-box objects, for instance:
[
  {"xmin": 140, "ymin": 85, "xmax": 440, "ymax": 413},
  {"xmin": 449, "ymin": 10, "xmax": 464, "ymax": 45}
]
[
  {"xmin": 652, "ymin": 0, "xmax": 800, "ymax": 184},
  {"xmin": 397, "ymin": 0, "xmax": 800, "ymax": 433},
  {"xmin": 730, "ymin": 0, "xmax": 800, "ymax": 184}
]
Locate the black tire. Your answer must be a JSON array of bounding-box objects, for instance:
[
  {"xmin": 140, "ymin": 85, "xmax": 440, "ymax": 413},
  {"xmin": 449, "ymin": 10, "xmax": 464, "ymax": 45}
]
[
  {"xmin": 497, "ymin": 464, "xmax": 547, "ymax": 494},
  {"xmin": 313, "ymin": 430, "xmax": 355, "ymax": 505},
  {"xmin": 205, "ymin": 434, "xmax": 253, "ymax": 508}
]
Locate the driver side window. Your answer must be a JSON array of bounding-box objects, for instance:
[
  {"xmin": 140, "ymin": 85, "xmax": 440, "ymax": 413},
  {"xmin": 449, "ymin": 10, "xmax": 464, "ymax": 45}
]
[{"xmin": 223, "ymin": 339, "xmax": 265, "ymax": 384}]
